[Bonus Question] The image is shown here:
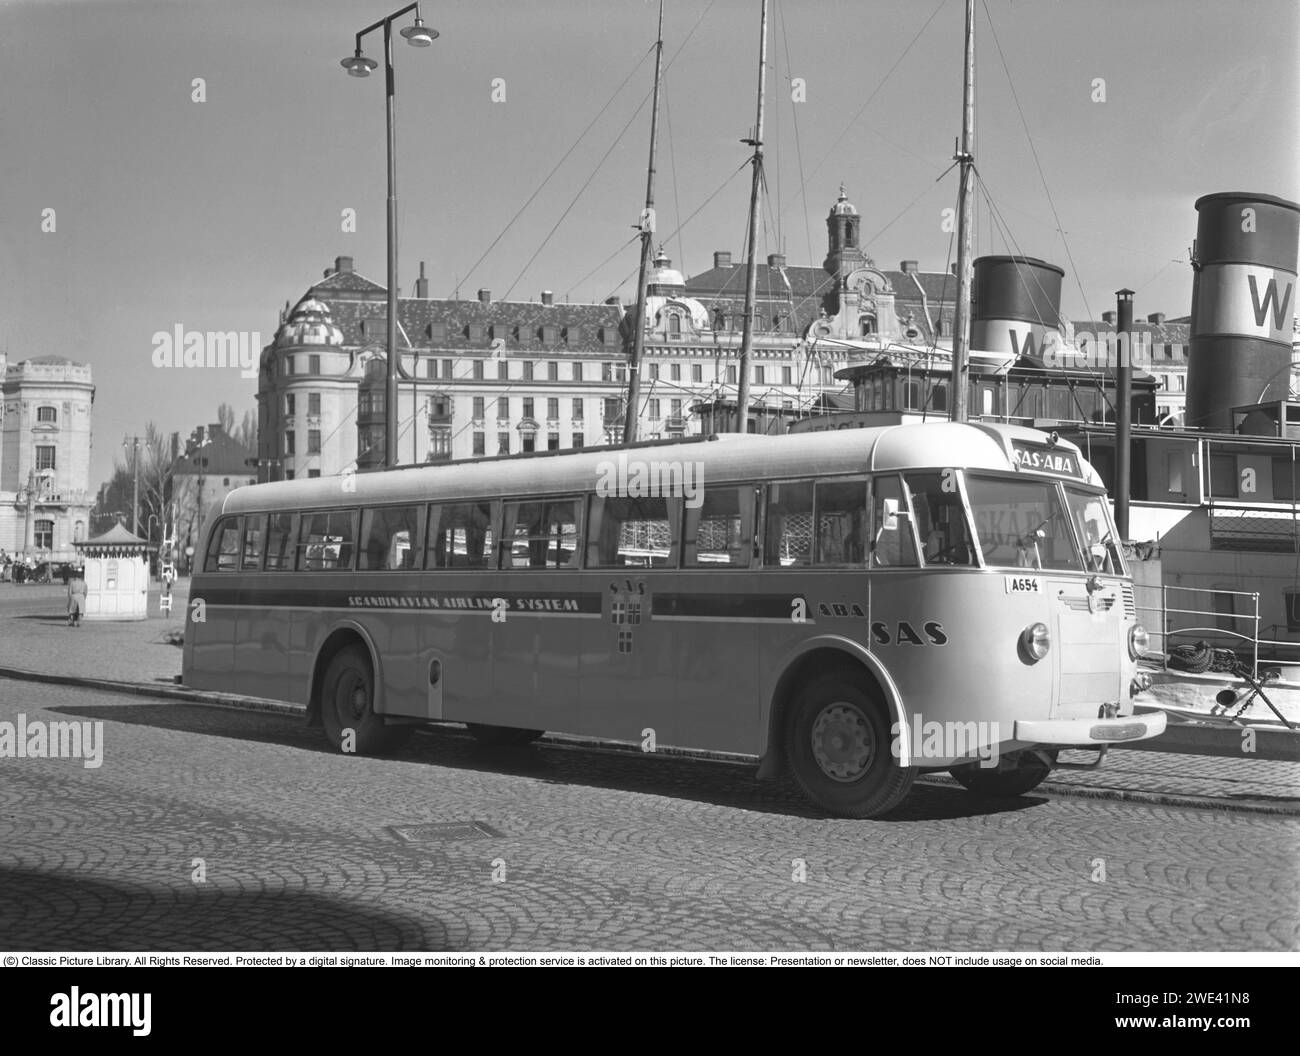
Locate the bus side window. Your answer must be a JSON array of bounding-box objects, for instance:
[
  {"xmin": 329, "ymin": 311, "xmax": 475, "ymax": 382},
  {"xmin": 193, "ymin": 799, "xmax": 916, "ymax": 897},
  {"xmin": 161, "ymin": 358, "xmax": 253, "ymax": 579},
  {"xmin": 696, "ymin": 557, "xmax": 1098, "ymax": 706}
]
[
  {"xmin": 684, "ymin": 485, "xmax": 755, "ymax": 567},
  {"xmin": 298, "ymin": 510, "xmax": 356, "ymax": 571},
  {"xmin": 359, "ymin": 505, "xmax": 422, "ymax": 571},
  {"xmin": 870, "ymin": 476, "xmax": 918, "ymax": 568},
  {"xmin": 815, "ymin": 478, "xmax": 868, "ymax": 565},
  {"xmin": 764, "ymin": 481, "xmax": 813, "ymax": 567},
  {"xmin": 240, "ymin": 514, "xmax": 265, "ymax": 572},
  {"xmin": 503, "ymin": 498, "xmax": 582, "ymax": 569},
  {"xmin": 904, "ymin": 472, "xmax": 974, "ymax": 566},
  {"xmin": 264, "ymin": 512, "xmax": 295, "ymax": 571},
  {"xmin": 428, "ymin": 502, "xmax": 494, "ymax": 568},
  {"xmin": 588, "ymin": 495, "xmax": 679, "ymax": 568},
  {"xmin": 205, "ymin": 516, "xmax": 241, "ymax": 572}
]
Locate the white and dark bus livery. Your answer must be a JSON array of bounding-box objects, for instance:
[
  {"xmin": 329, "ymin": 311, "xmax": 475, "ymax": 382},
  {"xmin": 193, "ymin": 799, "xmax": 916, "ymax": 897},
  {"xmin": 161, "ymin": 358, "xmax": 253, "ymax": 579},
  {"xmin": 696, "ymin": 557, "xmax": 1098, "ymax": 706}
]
[{"xmin": 183, "ymin": 422, "xmax": 1164, "ymax": 817}]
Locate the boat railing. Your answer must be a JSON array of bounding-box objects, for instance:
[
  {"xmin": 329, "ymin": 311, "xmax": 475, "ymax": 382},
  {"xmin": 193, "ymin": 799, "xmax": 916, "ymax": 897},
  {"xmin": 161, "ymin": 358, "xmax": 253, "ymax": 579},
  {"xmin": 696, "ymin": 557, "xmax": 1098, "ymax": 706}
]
[{"xmin": 1136, "ymin": 583, "xmax": 1265, "ymax": 679}]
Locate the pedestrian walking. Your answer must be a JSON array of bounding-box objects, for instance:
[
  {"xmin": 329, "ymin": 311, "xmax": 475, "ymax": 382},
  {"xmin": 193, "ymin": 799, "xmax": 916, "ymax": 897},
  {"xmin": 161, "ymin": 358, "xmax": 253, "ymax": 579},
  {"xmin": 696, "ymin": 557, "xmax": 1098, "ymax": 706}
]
[{"xmin": 67, "ymin": 571, "xmax": 87, "ymax": 627}]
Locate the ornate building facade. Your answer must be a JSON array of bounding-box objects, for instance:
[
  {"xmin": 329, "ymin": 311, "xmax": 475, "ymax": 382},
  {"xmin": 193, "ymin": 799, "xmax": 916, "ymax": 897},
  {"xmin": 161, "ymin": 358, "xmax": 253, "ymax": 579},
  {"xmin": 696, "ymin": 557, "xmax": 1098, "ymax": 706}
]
[
  {"xmin": 0, "ymin": 355, "xmax": 95, "ymax": 561},
  {"xmin": 255, "ymin": 190, "xmax": 964, "ymax": 478}
]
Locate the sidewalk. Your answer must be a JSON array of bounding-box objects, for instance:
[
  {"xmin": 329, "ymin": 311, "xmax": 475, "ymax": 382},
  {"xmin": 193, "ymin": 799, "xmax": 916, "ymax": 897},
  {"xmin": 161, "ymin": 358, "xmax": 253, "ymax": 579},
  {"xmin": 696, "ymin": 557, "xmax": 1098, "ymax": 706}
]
[{"xmin": 1, "ymin": 580, "xmax": 1297, "ymax": 814}]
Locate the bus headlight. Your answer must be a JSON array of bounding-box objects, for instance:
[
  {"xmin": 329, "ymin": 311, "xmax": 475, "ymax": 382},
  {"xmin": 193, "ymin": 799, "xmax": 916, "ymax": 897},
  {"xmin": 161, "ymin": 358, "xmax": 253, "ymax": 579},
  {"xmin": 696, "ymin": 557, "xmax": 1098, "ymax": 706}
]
[
  {"xmin": 1129, "ymin": 624, "xmax": 1150, "ymax": 660},
  {"xmin": 1020, "ymin": 622, "xmax": 1051, "ymax": 663}
]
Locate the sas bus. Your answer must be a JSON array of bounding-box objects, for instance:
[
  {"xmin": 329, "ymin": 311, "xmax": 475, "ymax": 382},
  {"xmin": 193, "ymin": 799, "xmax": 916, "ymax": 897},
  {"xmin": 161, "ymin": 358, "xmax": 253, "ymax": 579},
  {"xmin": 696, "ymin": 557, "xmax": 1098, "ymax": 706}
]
[{"xmin": 183, "ymin": 422, "xmax": 1165, "ymax": 818}]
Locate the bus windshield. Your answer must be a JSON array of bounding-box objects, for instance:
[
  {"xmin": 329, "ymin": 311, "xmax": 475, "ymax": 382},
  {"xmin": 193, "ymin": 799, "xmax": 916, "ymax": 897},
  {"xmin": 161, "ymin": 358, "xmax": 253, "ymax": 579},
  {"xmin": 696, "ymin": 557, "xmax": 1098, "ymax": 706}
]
[{"xmin": 964, "ymin": 474, "xmax": 1082, "ymax": 572}]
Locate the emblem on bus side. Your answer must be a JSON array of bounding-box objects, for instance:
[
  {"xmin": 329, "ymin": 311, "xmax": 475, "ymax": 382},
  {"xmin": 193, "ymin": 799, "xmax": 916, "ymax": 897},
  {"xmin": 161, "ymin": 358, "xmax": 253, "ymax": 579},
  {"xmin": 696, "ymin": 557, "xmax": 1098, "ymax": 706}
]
[{"xmin": 610, "ymin": 580, "xmax": 646, "ymax": 654}]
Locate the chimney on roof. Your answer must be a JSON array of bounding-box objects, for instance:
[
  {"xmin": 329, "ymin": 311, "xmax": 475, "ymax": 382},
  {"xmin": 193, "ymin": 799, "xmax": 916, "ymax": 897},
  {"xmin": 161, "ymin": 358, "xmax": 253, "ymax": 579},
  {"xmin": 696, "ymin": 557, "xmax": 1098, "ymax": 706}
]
[
  {"xmin": 478, "ymin": 288, "xmax": 491, "ymax": 305},
  {"xmin": 415, "ymin": 261, "xmax": 429, "ymax": 299},
  {"xmin": 900, "ymin": 260, "xmax": 919, "ymax": 274},
  {"xmin": 950, "ymin": 263, "xmax": 958, "ymax": 275},
  {"xmin": 714, "ymin": 251, "xmax": 733, "ymax": 269},
  {"xmin": 1102, "ymin": 310, "xmax": 1117, "ymax": 325},
  {"xmin": 541, "ymin": 290, "xmax": 555, "ymax": 307},
  {"xmin": 767, "ymin": 252, "xmax": 786, "ymax": 269},
  {"xmin": 1147, "ymin": 312, "xmax": 1166, "ymax": 325},
  {"xmin": 335, "ymin": 256, "xmax": 354, "ymax": 274}
]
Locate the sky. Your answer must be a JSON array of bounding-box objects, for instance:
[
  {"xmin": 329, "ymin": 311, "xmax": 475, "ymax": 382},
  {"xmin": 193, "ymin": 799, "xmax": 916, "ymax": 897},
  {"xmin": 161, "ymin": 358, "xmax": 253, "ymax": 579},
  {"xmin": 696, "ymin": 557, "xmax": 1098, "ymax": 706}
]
[{"xmin": 2, "ymin": 0, "xmax": 1297, "ymax": 490}]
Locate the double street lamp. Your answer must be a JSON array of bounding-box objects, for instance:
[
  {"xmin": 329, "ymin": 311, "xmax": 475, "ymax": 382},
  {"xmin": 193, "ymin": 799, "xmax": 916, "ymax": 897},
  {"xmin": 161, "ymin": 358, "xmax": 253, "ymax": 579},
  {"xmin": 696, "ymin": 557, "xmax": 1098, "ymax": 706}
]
[{"xmin": 341, "ymin": 4, "xmax": 438, "ymax": 469}]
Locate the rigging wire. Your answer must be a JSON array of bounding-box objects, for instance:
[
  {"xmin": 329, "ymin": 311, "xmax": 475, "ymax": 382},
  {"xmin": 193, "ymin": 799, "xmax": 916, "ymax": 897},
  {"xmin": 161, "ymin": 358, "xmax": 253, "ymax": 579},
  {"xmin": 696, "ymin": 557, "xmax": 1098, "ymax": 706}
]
[
  {"xmin": 600, "ymin": 158, "xmax": 752, "ymax": 303},
  {"xmin": 502, "ymin": 91, "xmax": 654, "ymax": 301},
  {"xmin": 505, "ymin": 0, "xmax": 719, "ymax": 302},
  {"xmin": 979, "ymin": 0, "xmax": 1094, "ymax": 324},
  {"xmin": 455, "ymin": 44, "xmax": 655, "ymax": 297},
  {"xmin": 788, "ymin": 0, "xmax": 948, "ymax": 209},
  {"xmin": 775, "ymin": 0, "xmax": 814, "ymax": 275}
]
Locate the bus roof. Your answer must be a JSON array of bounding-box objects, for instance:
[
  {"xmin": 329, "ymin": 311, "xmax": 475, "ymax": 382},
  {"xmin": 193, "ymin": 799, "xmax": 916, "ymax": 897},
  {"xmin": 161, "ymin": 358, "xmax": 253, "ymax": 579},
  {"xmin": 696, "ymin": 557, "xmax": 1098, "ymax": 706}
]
[{"xmin": 219, "ymin": 421, "xmax": 1098, "ymax": 515}]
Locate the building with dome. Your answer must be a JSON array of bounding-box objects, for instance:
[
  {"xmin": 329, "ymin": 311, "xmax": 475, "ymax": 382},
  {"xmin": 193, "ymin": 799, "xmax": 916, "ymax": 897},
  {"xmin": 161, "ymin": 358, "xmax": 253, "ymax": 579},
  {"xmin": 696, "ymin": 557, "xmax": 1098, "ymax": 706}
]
[
  {"xmin": 254, "ymin": 190, "xmax": 964, "ymax": 478},
  {"xmin": 0, "ymin": 354, "xmax": 95, "ymax": 562}
]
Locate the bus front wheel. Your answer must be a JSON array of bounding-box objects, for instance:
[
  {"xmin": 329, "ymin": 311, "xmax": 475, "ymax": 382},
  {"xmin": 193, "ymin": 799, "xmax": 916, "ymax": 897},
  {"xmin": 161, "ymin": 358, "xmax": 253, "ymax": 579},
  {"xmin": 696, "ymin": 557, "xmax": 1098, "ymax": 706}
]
[
  {"xmin": 320, "ymin": 644, "xmax": 411, "ymax": 755},
  {"xmin": 949, "ymin": 749, "xmax": 1056, "ymax": 797},
  {"xmin": 783, "ymin": 672, "xmax": 914, "ymax": 818}
]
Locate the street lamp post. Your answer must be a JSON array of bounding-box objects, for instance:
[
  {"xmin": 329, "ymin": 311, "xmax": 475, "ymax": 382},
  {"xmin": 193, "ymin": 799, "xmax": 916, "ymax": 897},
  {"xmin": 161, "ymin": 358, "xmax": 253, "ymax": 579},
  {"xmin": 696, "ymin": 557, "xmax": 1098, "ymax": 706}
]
[{"xmin": 341, "ymin": 4, "xmax": 438, "ymax": 470}]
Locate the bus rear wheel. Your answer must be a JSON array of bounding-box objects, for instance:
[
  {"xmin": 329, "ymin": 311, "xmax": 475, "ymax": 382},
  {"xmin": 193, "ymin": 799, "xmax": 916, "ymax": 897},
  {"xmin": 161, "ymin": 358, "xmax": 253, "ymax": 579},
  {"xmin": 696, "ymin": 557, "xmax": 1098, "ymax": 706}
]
[
  {"xmin": 783, "ymin": 672, "xmax": 914, "ymax": 818},
  {"xmin": 466, "ymin": 724, "xmax": 544, "ymax": 747},
  {"xmin": 949, "ymin": 749, "xmax": 1055, "ymax": 797},
  {"xmin": 320, "ymin": 644, "xmax": 411, "ymax": 755}
]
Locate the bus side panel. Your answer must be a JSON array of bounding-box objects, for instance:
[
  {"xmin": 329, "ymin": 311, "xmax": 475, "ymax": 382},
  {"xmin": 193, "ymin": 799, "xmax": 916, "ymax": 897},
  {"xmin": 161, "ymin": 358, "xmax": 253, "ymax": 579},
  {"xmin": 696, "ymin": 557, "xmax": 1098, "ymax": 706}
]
[
  {"xmin": 654, "ymin": 573, "xmax": 760, "ymax": 754},
  {"xmin": 577, "ymin": 573, "xmax": 677, "ymax": 746},
  {"xmin": 186, "ymin": 577, "xmax": 236, "ymax": 692},
  {"xmin": 234, "ymin": 579, "xmax": 293, "ymax": 701},
  {"xmin": 368, "ymin": 611, "xmax": 426, "ymax": 717},
  {"xmin": 423, "ymin": 609, "xmax": 494, "ymax": 722}
]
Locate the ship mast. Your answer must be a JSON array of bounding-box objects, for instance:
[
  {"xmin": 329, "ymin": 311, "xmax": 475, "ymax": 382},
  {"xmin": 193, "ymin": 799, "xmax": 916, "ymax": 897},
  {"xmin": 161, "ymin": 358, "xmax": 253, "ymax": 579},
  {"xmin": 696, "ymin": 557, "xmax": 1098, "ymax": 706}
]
[
  {"xmin": 734, "ymin": 0, "xmax": 769, "ymax": 433},
  {"xmin": 622, "ymin": 0, "xmax": 665, "ymax": 444},
  {"xmin": 950, "ymin": 0, "xmax": 976, "ymax": 423}
]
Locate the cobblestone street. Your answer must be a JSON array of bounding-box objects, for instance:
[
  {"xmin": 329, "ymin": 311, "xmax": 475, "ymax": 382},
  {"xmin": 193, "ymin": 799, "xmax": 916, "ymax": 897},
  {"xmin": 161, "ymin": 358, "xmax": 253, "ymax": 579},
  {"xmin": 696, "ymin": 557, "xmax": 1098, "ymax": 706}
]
[{"xmin": 1, "ymin": 678, "xmax": 1296, "ymax": 952}]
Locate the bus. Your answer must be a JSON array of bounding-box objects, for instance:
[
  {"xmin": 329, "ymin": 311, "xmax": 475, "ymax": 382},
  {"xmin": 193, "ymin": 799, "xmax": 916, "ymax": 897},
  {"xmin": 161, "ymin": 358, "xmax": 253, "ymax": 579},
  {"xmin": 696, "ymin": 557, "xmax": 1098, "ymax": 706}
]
[{"xmin": 182, "ymin": 421, "xmax": 1165, "ymax": 818}]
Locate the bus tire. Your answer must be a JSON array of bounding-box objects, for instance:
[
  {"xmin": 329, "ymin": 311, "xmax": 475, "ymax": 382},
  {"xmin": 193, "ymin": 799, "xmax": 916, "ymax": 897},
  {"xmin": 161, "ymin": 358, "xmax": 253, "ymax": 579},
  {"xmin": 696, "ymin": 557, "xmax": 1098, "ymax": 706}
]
[
  {"xmin": 466, "ymin": 723, "xmax": 544, "ymax": 746},
  {"xmin": 783, "ymin": 671, "xmax": 914, "ymax": 818},
  {"xmin": 949, "ymin": 749, "xmax": 1055, "ymax": 797},
  {"xmin": 319, "ymin": 643, "xmax": 411, "ymax": 755}
]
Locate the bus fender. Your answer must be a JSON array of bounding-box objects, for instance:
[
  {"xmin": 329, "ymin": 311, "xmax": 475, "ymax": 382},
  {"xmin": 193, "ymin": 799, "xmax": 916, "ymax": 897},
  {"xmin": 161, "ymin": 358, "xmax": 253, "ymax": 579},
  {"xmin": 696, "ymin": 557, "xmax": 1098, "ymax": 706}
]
[
  {"xmin": 758, "ymin": 635, "xmax": 912, "ymax": 777},
  {"xmin": 306, "ymin": 619, "xmax": 387, "ymax": 725}
]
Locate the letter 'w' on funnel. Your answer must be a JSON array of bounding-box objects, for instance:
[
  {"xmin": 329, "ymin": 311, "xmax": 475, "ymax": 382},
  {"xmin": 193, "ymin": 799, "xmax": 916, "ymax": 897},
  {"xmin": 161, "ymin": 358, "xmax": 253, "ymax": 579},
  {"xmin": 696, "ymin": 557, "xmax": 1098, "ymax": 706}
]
[{"xmin": 1186, "ymin": 192, "xmax": 1300, "ymax": 431}]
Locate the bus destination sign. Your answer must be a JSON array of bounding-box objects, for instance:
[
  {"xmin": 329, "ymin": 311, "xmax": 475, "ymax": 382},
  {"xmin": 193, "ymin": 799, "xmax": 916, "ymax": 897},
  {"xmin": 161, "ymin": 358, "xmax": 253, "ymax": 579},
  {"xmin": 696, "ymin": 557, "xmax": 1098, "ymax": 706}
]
[{"xmin": 1010, "ymin": 441, "xmax": 1084, "ymax": 479}]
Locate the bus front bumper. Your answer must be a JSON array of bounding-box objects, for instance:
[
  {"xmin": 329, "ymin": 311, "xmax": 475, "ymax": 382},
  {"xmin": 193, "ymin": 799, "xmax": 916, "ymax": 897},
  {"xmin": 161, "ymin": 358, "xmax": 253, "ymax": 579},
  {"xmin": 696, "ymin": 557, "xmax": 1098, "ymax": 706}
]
[{"xmin": 1013, "ymin": 710, "xmax": 1167, "ymax": 746}]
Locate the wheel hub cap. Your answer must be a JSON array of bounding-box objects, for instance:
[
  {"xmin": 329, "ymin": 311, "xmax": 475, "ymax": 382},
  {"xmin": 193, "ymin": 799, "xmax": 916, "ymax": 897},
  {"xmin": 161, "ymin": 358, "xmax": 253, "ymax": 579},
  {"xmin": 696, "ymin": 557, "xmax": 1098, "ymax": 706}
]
[{"xmin": 811, "ymin": 702, "xmax": 873, "ymax": 782}]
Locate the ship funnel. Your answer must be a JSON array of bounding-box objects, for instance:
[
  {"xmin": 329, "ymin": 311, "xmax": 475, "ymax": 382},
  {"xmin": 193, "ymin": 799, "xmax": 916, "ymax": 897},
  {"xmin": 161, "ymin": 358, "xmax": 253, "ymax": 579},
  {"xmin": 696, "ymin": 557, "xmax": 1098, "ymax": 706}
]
[
  {"xmin": 970, "ymin": 255, "xmax": 1065, "ymax": 370},
  {"xmin": 1186, "ymin": 192, "xmax": 1299, "ymax": 431}
]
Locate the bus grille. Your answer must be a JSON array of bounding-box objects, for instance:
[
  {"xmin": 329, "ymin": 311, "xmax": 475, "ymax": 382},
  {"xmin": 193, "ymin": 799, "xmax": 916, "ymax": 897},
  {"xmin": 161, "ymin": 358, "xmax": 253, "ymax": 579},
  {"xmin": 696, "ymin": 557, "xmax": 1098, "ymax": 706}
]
[
  {"xmin": 1060, "ymin": 595, "xmax": 1115, "ymax": 612},
  {"xmin": 1122, "ymin": 584, "xmax": 1136, "ymax": 619}
]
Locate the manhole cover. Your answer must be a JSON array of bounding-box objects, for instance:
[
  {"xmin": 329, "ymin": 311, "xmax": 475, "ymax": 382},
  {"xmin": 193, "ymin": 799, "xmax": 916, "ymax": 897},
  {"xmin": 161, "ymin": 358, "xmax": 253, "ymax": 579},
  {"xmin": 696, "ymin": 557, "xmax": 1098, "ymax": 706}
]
[{"xmin": 388, "ymin": 821, "xmax": 504, "ymax": 844}]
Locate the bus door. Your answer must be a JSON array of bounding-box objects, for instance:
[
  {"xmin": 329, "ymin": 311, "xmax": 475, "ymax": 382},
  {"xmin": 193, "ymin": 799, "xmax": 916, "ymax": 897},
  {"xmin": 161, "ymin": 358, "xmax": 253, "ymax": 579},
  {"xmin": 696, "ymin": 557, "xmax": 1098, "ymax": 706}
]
[
  {"xmin": 488, "ymin": 497, "xmax": 585, "ymax": 732},
  {"xmin": 577, "ymin": 493, "xmax": 684, "ymax": 745},
  {"xmin": 658, "ymin": 485, "xmax": 763, "ymax": 754},
  {"xmin": 423, "ymin": 500, "xmax": 501, "ymax": 723},
  {"xmin": 192, "ymin": 515, "xmax": 241, "ymax": 686}
]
